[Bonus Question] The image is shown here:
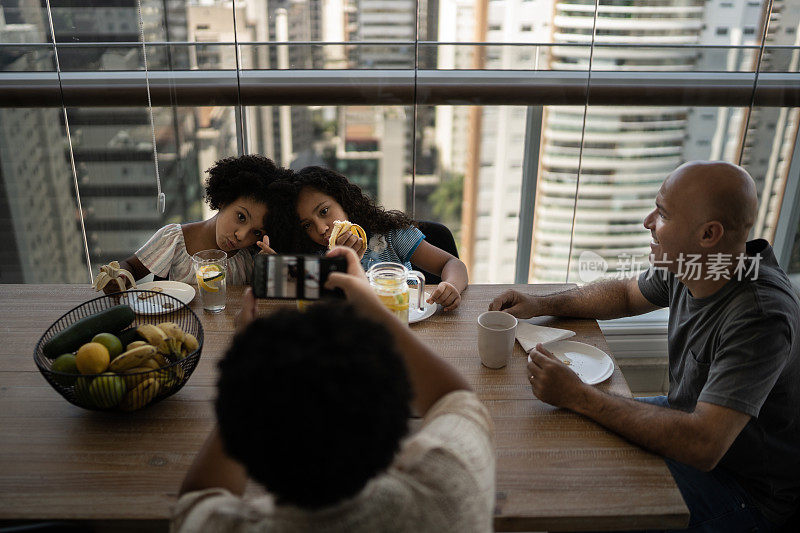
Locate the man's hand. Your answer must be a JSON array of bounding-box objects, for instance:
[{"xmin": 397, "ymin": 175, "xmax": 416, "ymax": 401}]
[
  {"xmin": 489, "ymin": 289, "xmax": 538, "ymax": 318},
  {"xmin": 334, "ymin": 231, "xmax": 367, "ymax": 260},
  {"xmin": 428, "ymin": 281, "xmax": 461, "ymax": 311},
  {"xmin": 527, "ymin": 343, "xmax": 587, "ymax": 408},
  {"xmin": 256, "ymin": 235, "xmax": 276, "ymax": 255},
  {"xmin": 236, "ymin": 287, "xmax": 257, "ymax": 333}
]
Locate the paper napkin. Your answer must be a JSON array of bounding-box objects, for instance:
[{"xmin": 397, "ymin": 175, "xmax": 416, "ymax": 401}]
[{"xmin": 515, "ymin": 322, "xmax": 576, "ymax": 353}]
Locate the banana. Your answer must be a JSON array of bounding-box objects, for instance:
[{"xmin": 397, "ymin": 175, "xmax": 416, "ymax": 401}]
[
  {"xmin": 151, "ymin": 353, "xmax": 169, "ymax": 367},
  {"xmin": 328, "ymin": 220, "xmax": 367, "ymax": 249},
  {"xmin": 183, "ymin": 333, "xmax": 199, "ymax": 354},
  {"xmin": 141, "ymin": 358, "xmax": 160, "ymax": 371},
  {"xmin": 92, "ymin": 261, "xmax": 136, "ymax": 293},
  {"xmin": 156, "ymin": 322, "xmax": 186, "ymax": 360},
  {"xmin": 156, "ymin": 322, "xmax": 185, "ymax": 342},
  {"xmin": 120, "ymin": 378, "xmax": 160, "ymax": 411},
  {"xmin": 155, "ymin": 365, "xmax": 185, "ymax": 391},
  {"xmin": 126, "ymin": 340, "xmax": 148, "ymax": 351},
  {"xmin": 122, "ymin": 366, "xmax": 152, "ymax": 389},
  {"xmin": 109, "ymin": 345, "xmax": 157, "ymax": 372},
  {"xmin": 136, "ymin": 324, "xmax": 168, "ymax": 346}
]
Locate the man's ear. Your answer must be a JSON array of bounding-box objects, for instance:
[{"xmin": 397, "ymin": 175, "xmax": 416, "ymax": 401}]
[{"xmin": 699, "ymin": 221, "xmax": 725, "ymax": 248}]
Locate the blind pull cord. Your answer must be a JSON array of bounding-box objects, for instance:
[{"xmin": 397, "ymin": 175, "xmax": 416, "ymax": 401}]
[{"xmin": 136, "ymin": 0, "xmax": 166, "ymax": 214}]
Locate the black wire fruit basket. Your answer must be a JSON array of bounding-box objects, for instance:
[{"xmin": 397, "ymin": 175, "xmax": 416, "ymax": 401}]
[{"xmin": 33, "ymin": 291, "xmax": 204, "ymax": 412}]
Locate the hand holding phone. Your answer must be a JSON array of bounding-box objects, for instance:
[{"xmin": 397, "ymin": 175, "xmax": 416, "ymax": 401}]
[{"xmin": 252, "ymin": 254, "xmax": 347, "ymax": 300}]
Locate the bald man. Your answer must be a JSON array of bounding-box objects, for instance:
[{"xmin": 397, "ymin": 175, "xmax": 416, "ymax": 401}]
[{"xmin": 490, "ymin": 161, "xmax": 799, "ymax": 531}]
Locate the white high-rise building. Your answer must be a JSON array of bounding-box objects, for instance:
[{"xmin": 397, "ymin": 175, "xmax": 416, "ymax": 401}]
[
  {"xmin": 440, "ymin": 0, "xmax": 777, "ymax": 283},
  {"xmin": 437, "ymin": 0, "xmax": 554, "ymax": 282},
  {"xmin": 531, "ymin": 0, "xmax": 709, "ymax": 283}
]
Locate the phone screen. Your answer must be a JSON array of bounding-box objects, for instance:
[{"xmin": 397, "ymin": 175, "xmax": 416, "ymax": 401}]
[{"xmin": 253, "ymin": 254, "xmax": 346, "ymax": 300}]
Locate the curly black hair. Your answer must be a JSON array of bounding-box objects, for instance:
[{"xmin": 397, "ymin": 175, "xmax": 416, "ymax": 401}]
[
  {"xmin": 263, "ymin": 178, "xmax": 308, "ymax": 253},
  {"xmin": 265, "ymin": 166, "xmax": 416, "ymax": 254},
  {"xmin": 215, "ymin": 302, "xmax": 412, "ymax": 509},
  {"xmin": 204, "ymin": 155, "xmax": 289, "ymax": 219}
]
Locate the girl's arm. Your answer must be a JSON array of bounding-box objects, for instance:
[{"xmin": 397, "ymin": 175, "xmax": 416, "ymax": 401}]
[{"xmin": 409, "ymin": 240, "xmax": 469, "ymax": 311}]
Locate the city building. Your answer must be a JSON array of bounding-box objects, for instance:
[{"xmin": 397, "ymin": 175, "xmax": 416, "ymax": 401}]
[
  {"xmin": 444, "ymin": 0, "xmax": 790, "ymax": 284},
  {"xmin": 328, "ymin": 106, "xmax": 406, "ymax": 210},
  {"xmin": 45, "ymin": 0, "xmax": 202, "ymax": 274},
  {"xmin": 0, "ymin": 3, "xmax": 86, "ymax": 283}
]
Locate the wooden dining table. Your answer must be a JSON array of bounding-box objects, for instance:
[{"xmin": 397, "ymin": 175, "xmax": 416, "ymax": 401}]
[{"xmin": 0, "ymin": 283, "xmax": 688, "ymax": 531}]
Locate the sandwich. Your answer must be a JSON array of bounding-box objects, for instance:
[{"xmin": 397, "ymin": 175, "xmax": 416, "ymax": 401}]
[{"xmin": 328, "ymin": 220, "xmax": 367, "ymax": 249}]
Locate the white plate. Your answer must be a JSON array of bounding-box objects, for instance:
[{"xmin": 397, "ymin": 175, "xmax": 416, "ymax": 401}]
[
  {"xmin": 124, "ymin": 281, "xmax": 196, "ymax": 315},
  {"xmin": 528, "ymin": 340, "xmax": 614, "ymax": 385},
  {"xmin": 409, "ymin": 290, "xmax": 439, "ymax": 324}
]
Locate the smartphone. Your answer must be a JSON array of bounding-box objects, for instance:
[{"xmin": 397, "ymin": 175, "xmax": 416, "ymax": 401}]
[{"xmin": 252, "ymin": 254, "xmax": 347, "ymax": 300}]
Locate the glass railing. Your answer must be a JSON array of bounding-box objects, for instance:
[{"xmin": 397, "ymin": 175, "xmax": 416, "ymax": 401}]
[{"xmin": 1, "ymin": 0, "xmax": 798, "ymax": 289}]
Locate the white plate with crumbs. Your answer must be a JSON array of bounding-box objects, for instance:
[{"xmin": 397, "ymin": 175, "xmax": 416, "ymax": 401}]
[
  {"xmin": 409, "ymin": 290, "xmax": 439, "ymax": 324},
  {"xmin": 527, "ymin": 340, "xmax": 614, "ymax": 385},
  {"xmin": 124, "ymin": 281, "xmax": 196, "ymax": 315}
]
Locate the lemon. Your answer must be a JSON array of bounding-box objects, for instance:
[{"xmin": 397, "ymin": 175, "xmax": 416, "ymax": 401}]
[
  {"xmin": 196, "ymin": 264, "xmax": 225, "ymax": 292},
  {"xmin": 75, "ymin": 342, "xmax": 110, "ymax": 375},
  {"xmin": 92, "ymin": 333, "xmax": 123, "ymax": 359}
]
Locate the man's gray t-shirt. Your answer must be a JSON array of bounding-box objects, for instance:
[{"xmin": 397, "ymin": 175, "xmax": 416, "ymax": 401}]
[{"xmin": 638, "ymin": 239, "xmax": 800, "ymax": 524}]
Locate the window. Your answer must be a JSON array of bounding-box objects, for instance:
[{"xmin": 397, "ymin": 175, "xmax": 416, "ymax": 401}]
[{"xmin": 716, "ymin": 27, "xmax": 729, "ymax": 36}]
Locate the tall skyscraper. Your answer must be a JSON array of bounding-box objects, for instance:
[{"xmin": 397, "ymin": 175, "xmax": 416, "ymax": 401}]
[
  {"xmin": 0, "ymin": 2, "xmax": 86, "ymax": 283},
  {"xmin": 444, "ymin": 0, "xmax": 789, "ymax": 284},
  {"xmin": 46, "ymin": 0, "xmax": 202, "ymax": 272},
  {"xmin": 530, "ymin": 0, "xmax": 708, "ymax": 283}
]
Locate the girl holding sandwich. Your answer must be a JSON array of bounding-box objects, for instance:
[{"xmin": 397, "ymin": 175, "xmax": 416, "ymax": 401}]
[{"xmin": 262, "ymin": 166, "xmax": 467, "ymax": 311}]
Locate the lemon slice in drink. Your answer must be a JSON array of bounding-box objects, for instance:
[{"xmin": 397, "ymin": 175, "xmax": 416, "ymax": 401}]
[{"xmin": 196, "ymin": 264, "xmax": 225, "ymax": 292}]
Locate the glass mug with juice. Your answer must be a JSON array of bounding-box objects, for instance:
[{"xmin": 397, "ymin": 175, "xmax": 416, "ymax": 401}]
[
  {"xmin": 192, "ymin": 249, "xmax": 227, "ymax": 312},
  {"xmin": 367, "ymin": 262, "xmax": 425, "ymax": 323}
]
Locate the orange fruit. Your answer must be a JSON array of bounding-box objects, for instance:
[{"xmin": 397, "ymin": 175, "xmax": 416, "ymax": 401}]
[{"xmin": 75, "ymin": 342, "xmax": 110, "ymax": 375}]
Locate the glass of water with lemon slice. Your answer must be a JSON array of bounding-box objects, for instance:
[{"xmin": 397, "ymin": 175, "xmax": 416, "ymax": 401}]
[{"xmin": 192, "ymin": 249, "xmax": 228, "ymax": 312}]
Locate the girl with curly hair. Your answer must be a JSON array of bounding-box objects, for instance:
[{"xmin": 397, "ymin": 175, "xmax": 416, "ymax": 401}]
[
  {"xmin": 264, "ymin": 166, "xmax": 468, "ymax": 311},
  {"xmin": 98, "ymin": 155, "xmax": 286, "ymax": 293}
]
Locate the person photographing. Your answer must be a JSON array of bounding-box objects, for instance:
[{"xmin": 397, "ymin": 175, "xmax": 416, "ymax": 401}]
[{"xmin": 173, "ymin": 246, "xmax": 495, "ymax": 532}]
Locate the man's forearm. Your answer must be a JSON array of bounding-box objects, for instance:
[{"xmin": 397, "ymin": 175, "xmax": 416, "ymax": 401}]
[
  {"xmin": 570, "ymin": 387, "xmax": 717, "ymax": 471},
  {"xmin": 540, "ymin": 279, "xmax": 632, "ymax": 320}
]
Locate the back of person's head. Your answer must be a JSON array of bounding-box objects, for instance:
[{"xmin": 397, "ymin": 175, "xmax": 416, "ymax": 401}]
[
  {"xmin": 215, "ymin": 302, "xmax": 412, "ymax": 509},
  {"xmin": 294, "ymin": 166, "xmax": 415, "ymax": 237},
  {"xmin": 205, "ymin": 155, "xmax": 289, "ymax": 211}
]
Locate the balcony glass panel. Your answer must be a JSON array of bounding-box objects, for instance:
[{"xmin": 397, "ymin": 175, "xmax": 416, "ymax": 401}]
[
  {"xmin": 1, "ymin": 0, "xmax": 800, "ymax": 291},
  {"xmin": 415, "ymin": 104, "xmax": 529, "ymax": 283},
  {"xmin": 0, "ymin": 105, "xmax": 88, "ymax": 283},
  {"xmin": 67, "ymin": 104, "xmax": 212, "ymax": 275}
]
